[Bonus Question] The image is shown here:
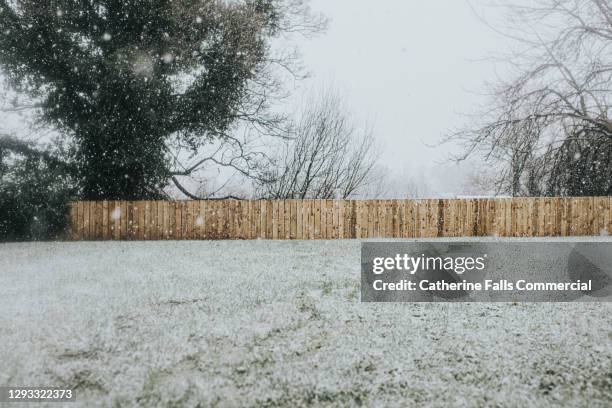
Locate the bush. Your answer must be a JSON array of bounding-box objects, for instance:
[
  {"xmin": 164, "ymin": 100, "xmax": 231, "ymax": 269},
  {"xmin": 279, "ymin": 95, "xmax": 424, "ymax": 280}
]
[{"xmin": 0, "ymin": 152, "xmax": 75, "ymax": 241}]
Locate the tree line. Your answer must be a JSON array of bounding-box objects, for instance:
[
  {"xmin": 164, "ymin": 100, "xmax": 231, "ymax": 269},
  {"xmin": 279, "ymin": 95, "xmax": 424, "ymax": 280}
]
[
  {"xmin": 1, "ymin": 0, "xmax": 611, "ymax": 240},
  {"xmin": 0, "ymin": 0, "xmax": 378, "ymax": 240}
]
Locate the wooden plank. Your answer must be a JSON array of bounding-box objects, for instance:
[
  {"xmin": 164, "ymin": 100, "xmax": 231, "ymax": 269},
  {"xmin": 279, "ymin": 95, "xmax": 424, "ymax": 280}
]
[
  {"xmin": 570, "ymin": 198, "xmax": 579, "ymax": 236},
  {"xmin": 118, "ymin": 201, "xmax": 127, "ymax": 240},
  {"xmin": 169, "ymin": 201, "xmax": 177, "ymax": 240},
  {"xmin": 142, "ymin": 201, "xmax": 149, "ymax": 240},
  {"xmin": 272, "ymin": 201, "xmax": 279, "ymax": 240},
  {"xmin": 335, "ymin": 199, "xmax": 341, "ymax": 239},
  {"xmin": 221, "ymin": 200, "xmax": 229, "ymax": 239},
  {"xmin": 342, "ymin": 200, "xmax": 348, "ymax": 238},
  {"xmin": 99, "ymin": 201, "xmax": 108, "ymax": 240},
  {"xmin": 373, "ymin": 200, "xmax": 380, "ymax": 238},
  {"xmin": 153, "ymin": 200, "xmax": 161, "ymax": 240},
  {"xmin": 89, "ymin": 201, "xmax": 102, "ymax": 241},
  {"xmin": 588, "ymin": 197, "xmax": 596, "ymax": 236},
  {"xmin": 348, "ymin": 201, "xmax": 356, "ymax": 239},
  {"xmin": 227, "ymin": 200, "xmax": 235, "ymax": 240},
  {"xmin": 169, "ymin": 200, "xmax": 176, "ymax": 240},
  {"xmin": 244, "ymin": 200, "xmax": 251, "ymax": 239},
  {"xmin": 215, "ymin": 200, "xmax": 223, "ymax": 239},
  {"xmin": 562, "ymin": 197, "xmax": 571, "ymax": 236},
  {"xmin": 182, "ymin": 201, "xmax": 189, "ymax": 240},
  {"xmin": 110, "ymin": 201, "xmax": 118, "ymax": 240},
  {"xmin": 275, "ymin": 199, "xmax": 283, "ymax": 240},
  {"xmin": 76, "ymin": 201, "xmax": 83, "ymax": 240},
  {"xmin": 390, "ymin": 200, "xmax": 398, "ymax": 238},
  {"xmin": 364, "ymin": 200, "xmax": 372, "ymax": 238},
  {"xmin": 354, "ymin": 200, "xmax": 360, "ymax": 238},
  {"xmin": 309, "ymin": 200, "xmax": 316, "ymax": 239},
  {"xmin": 251, "ymin": 201, "xmax": 258, "ymax": 239},
  {"xmin": 147, "ymin": 201, "xmax": 155, "ymax": 240},
  {"xmin": 361, "ymin": 201, "xmax": 371, "ymax": 238},
  {"xmin": 389, "ymin": 200, "xmax": 397, "ymax": 238},
  {"xmin": 436, "ymin": 199, "xmax": 445, "ymax": 238},
  {"xmin": 241, "ymin": 200, "xmax": 249, "ymax": 239},
  {"xmin": 236, "ymin": 200, "xmax": 243, "ymax": 240},
  {"xmin": 289, "ymin": 200, "xmax": 296, "ymax": 240},
  {"xmin": 159, "ymin": 200, "xmax": 166, "ymax": 239},
  {"xmin": 551, "ymin": 198, "xmax": 561, "ymax": 237},
  {"xmin": 297, "ymin": 201, "xmax": 304, "ymax": 240},
  {"xmin": 301, "ymin": 200, "xmax": 308, "ymax": 239},
  {"xmin": 323, "ymin": 200, "xmax": 331, "ymax": 239},
  {"xmin": 205, "ymin": 200, "xmax": 214, "ymax": 240},
  {"xmin": 173, "ymin": 201, "xmax": 181, "ymax": 240},
  {"xmin": 255, "ymin": 201, "xmax": 262, "ymax": 239},
  {"xmin": 247, "ymin": 200, "xmax": 254, "ymax": 239},
  {"xmin": 264, "ymin": 200, "xmax": 272, "ymax": 239},
  {"xmin": 90, "ymin": 201, "xmax": 96, "ymax": 240},
  {"xmin": 609, "ymin": 197, "xmax": 612, "ymax": 237},
  {"xmin": 416, "ymin": 200, "xmax": 425, "ymax": 238},
  {"xmin": 127, "ymin": 201, "xmax": 135, "ymax": 240},
  {"xmin": 404, "ymin": 200, "xmax": 414, "ymax": 238},
  {"xmin": 233, "ymin": 201, "xmax": 241, "ymax": 240},
  {"xmin": 217, "ymin": 201, "xmax": 225, "ymax": 239},
  {"xmin": 90, "ymin": 202, "xmax": 99, "ymax": 240},
  {"xmin": 82, "ymin": 201, "xmax": 90, "ymax": 240},
  {"xmin": 399, "ymin": 200, "xmax": 406, "ymax": 238},
  {"xmin": 313, "ymin": 200, "xmax": 321, "ymax": 239},
  {"xmin": 158, "ymin": 200, "xmax": 166, "ymax": 240},
  {"xmin": 157, "ymin": 200, "xmax": 165, "ymax": 240}
]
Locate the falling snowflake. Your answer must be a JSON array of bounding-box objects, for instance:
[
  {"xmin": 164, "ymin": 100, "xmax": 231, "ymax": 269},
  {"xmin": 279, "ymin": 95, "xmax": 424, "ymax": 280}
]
[
  {"xmin": 130, "ymin": 50, "xmax": 154, "ymax": 77},
  {"xmin": 102, "ymin": 32, "xmax": 112, "ymax": 41},
  {"xmin": 195, "ymin": 16, "xmax": 203, "ymax": 24},
  {"xmin": 162, "ymin": 53, "xmax": 174, "ymax": 64},
  {"xmin": 195, "ymin": 216, "xmax": 204, "ymax": 226},
  {"xmin": 112, "ymin": 207, "xmax": 121, "ymax": 220}
]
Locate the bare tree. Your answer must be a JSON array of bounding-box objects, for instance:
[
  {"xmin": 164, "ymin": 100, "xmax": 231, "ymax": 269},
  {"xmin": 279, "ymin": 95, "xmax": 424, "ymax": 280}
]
[
  {"xmin": 451, "ymin": 0, "xmax": 612, "ymax": 196},
  {"xmin": 256, "ymin": 90, "xmax": 379, "ymax": 199}
]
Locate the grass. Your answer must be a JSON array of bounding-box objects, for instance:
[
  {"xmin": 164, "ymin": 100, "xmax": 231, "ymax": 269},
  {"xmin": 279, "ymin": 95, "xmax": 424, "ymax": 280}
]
[{"xmin": 0, "ymin": 240, "xmax": 611, "ymax": 407}]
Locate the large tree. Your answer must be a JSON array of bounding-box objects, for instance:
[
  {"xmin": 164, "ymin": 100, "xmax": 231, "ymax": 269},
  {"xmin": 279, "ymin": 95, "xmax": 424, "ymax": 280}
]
[
  {"xmin": 0, "ymin": 0, "xmax": 324, "ymax": 199},
  {"xmin": 452, "ymin": 0, "xmax": 612, "ymax": 196},
  {"xmin": 256, "ymin": 90, "xmax": 379, "ymax": 199}
]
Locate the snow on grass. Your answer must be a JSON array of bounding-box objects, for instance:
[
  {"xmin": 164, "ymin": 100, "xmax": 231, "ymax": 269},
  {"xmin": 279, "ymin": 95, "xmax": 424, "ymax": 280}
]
[{"xmin": 0, "ymin": 239, "xmax": 611, "ymax": 407}]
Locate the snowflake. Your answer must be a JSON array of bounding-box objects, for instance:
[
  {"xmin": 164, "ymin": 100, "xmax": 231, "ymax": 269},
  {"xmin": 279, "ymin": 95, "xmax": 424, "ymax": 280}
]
[
  {"xmin": 162, "ymin": 53, "xmax": 174, "ymax": 64},
  {"xmin": 102, "ymin": 32, "xmax": 112, "ymax": 41},
  {"xmin": 132, "ymin": 52, "xmax": 154, "ymax": 77}
]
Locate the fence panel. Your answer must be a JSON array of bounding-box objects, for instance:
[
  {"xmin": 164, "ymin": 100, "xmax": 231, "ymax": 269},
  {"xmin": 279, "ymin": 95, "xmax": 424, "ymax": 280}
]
[{"xmin": 67, "ymin": 197, "xmax": 612, "ymax": 240}]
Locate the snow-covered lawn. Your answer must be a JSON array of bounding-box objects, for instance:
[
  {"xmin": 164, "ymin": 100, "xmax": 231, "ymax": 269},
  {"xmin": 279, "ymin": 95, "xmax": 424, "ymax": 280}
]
[{"xmin": 0, "ymin": 240, "xmax": 611, "ymax": 407}]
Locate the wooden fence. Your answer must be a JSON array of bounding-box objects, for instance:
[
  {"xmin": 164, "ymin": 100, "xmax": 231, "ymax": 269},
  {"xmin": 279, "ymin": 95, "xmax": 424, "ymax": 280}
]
[{"xmin": 68, "ymin": 197, "xmax": 612, "ymax": 240}]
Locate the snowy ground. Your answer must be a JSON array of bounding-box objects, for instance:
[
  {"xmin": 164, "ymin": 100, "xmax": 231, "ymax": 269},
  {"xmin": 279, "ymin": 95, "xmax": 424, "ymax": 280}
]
[{"xmin": 0, "ymin": 239, "xmax": 611, "ymax": 407}]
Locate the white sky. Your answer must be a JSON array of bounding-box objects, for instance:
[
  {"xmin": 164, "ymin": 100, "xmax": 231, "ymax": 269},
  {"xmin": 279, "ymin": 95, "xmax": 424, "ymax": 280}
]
[{"xmin": 295, "ymin": 0, "xmax": 508, "ymax": 196}]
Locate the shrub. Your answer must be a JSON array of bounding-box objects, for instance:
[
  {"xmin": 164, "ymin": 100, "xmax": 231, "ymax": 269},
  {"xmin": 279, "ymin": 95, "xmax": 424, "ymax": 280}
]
[{"xmin": 0, "ymin": 152, "xmax": 75, "ymax": 241}]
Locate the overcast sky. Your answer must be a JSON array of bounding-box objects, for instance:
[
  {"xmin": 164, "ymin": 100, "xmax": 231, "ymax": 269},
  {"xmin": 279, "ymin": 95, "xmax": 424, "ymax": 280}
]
[{"xmin": 295, "ymin": 0, "xmax": 508, "ymax": 196}]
